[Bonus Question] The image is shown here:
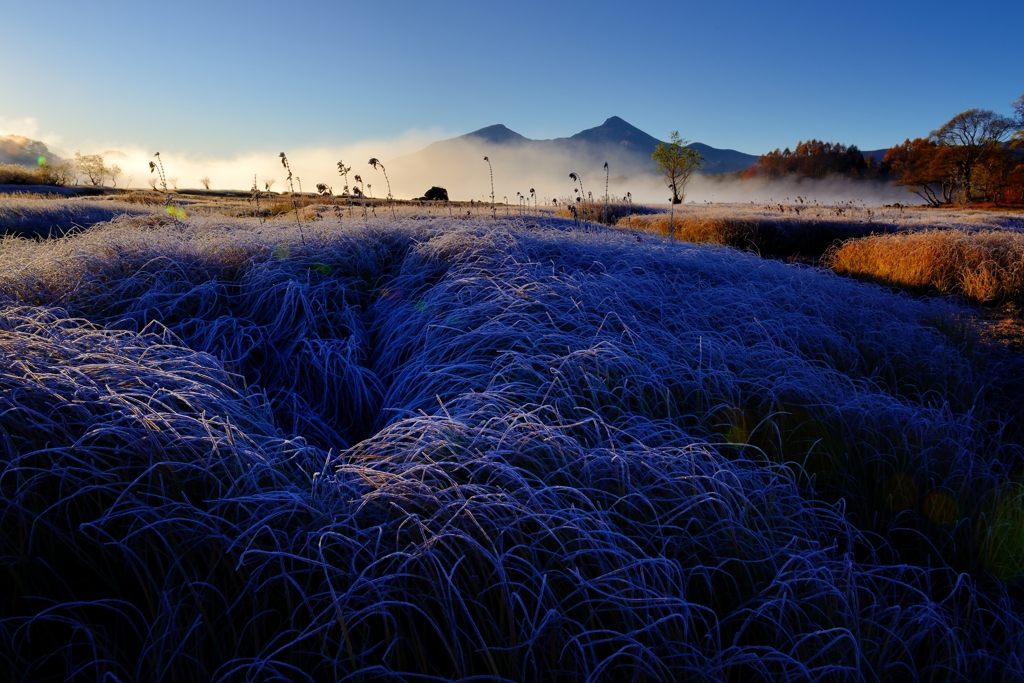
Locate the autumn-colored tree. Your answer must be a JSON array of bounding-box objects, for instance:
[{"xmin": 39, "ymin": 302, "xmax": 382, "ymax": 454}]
[
  {"xmin": 975, "ymin": 151, "xmax": 1014, "ymax": 204},
  {"xmin": 999, "ymin": 96, "xmax": 1024, "ymax": 204},
  {"xmin": 930, "ymin": 108, "xmax": 1016, "ymax": 203},
  {"xmin": 745, "ymin": 140, "xmax": 871, "ymax": 180},
  {"xmin": 1004, "ymin": 164, "xmax": 1024, "ymax": 204},
  {"xmin": 885, "ymin": 138, "xmax": 957, "ymax": 206}
]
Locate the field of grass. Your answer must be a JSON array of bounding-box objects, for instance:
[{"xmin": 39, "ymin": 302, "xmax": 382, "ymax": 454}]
[
  {"xmin": 0, "ymin": 193, "xmax": 164, "ymax": 238},
  {"xmin": 1, "ymin": 203, "xmax": 1024, "ymax": 680},
  {"xmin": 617, "ymin": 202, "xmax": 1024, "ymax": 261}
]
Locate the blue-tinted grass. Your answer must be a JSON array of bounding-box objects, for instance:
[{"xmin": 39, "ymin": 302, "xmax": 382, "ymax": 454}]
[{"xmin": 0, "ymin": 213, "xmax": 1021, "ymax": 680}]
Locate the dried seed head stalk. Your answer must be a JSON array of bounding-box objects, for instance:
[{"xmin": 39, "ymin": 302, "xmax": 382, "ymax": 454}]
[
  {"xmin": 248, "ymin": 174, "xmax": 265, "ymax": 225},
  {"xmin": 279, "ymin": 152, "xmax": 305, "ymax": 243},
  {"xmin": 369, "ymin": 158, "xmax": 396, "ymax": 219},
  {"xmin": 337, "ymin": 160, "xmax": 353, "ymax": 217},
  {"xmin": 484, "ymin": 156, "xmax": 495, "ymax": 218},
  {"xmin": 604, "ymin": 162, "xmax": 610, "ymax": 223}
]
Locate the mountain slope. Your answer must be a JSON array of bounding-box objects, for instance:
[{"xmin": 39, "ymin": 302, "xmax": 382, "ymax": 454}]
[
  {"xmin": 408, "ymin": 118, "xmax": 756, "ymax": 176},
  {"xmin": 387, "ymin": 117, "xmax": 758, "ymax": 200},
  {"xmin": 0, "ymin": 135, "xmax": 60, "ymax": 167}
]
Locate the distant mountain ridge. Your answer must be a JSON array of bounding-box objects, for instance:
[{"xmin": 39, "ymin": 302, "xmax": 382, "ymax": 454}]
[
  {"xmin": 438, "ymin": 117, "xmax": 758, "ymax": 175},
  {"xmin": 0, "ymin": 135, "xmax": 60, "ymax": 167}
]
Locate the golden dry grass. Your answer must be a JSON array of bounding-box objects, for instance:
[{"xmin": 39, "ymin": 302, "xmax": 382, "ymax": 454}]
[
  {"xmin": 826, "ymin": 230, "xmax": 1024, "ymax": 303},
  {"xmin": 0, "ymin": 164, "xmax": 48, "ymax": 185},
  {"xmin": 622, "ymin": 212, "xmax": 760, "ymax": 242},
  {"xmin": 617, "ymin": 211, "xmax": 887, "ymax": 259},
  {"xmin": 611, "ymin": 203, "xmax": 1024, "ymax": 263}
]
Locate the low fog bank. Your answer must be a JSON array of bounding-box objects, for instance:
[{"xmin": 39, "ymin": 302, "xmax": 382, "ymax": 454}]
[
  {"xmin": 387, "ymin": 137, "xmax": 661, "ymax": 204},
  {"xmin": 2, "ymin": 132, "xmax": 922, "ymax": 208},
  {"xmin": 687, "ymin": 175, "xmax": 924, "ymax": 207},
  {"xmin": 387, "ymin": 138, "xmax": 923, "ymax": 207}
]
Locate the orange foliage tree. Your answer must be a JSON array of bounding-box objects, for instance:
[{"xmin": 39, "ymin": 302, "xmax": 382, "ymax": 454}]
[
  {"xmin": 744, "ymin": 140, "xmax": 872, "ymax": 180},
  {"xmin": 929, "ymin": 108, "xmax": 1017, "ymax": 204},
  {"xmin": 884, "ymin": 138, "xmax": 957, "ymax": 207}
]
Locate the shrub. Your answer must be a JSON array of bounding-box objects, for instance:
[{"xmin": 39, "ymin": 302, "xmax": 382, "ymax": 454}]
[{"xmin": 0, "ymin": 163, "xmax": 56, "ymax": 186}]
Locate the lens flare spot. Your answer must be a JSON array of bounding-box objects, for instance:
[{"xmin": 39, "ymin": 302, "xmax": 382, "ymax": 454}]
[
  {"xmin": 981, "ymin": 484, "xmax": 1024, "ymax": 581},
  {"xmin": 37, "ymin": 155, "xmax": 47, "ymax": 167},
  {"xmin": 164, "ymin": 205, "xmax": 187, "ymax": 219},
  {"xmin": 884, "ymin": 473, "xmax": 918, "ymax": 512},
  {"xmin": 922, "ymin": 490, "xmax": 960, "ymax": 527},
  {"xmin": 414, "ymin": 300, "xmax": 428, "ymax": 313},
  {"xmin": 313, "ymin": 263, "xmax": 332, "ymax": 275},
  {"xmin": 722, "ymin": 407, "xmax": 749, "ymax": 445},
  {"xmin": 272, "ymin": 243, "xmax": 289, "ymax": 260}
]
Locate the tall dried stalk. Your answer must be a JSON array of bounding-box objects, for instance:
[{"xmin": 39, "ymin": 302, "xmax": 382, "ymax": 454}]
[
  {"xmin": 484, "ymin": 156, "xmax": 496, "ymax": 218},
  {"xmin": 369, "ymin": 158, "xmax": 396, "ymax": 220},
  {"xmin": 279, "ymin": 152, "xmax": 305, "ymax": 243},
  {"xmin": 337, "ymin": 160, "xmax": 353, "ymax": 217}
]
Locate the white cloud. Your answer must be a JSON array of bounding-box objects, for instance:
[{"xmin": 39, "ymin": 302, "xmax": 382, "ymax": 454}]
[
  {"xmin": 0, "ymin": 116, "xmax": 66, "ymax": 150},
  {"xmin": 90, "ymin": 128, "xmax": 453, "ymax": 191},
  {"xmin": 0, "ymin": 116, "xmax": 40, "ymax": 139}
]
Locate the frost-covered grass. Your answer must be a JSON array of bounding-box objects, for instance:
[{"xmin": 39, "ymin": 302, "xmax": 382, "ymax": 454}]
[
  {"xmin": 1, "ymin": 213, "xmax": 1023, "ymax": 680},
  {"xmin": 619, "ymin": 202, "xmax": 1024, "ymax": 260},
  {"xmin": 0, "ymin": 194, "xmax": 161, "ymax": 238}
]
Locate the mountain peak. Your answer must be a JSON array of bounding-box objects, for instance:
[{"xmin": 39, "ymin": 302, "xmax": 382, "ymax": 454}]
[
  {"xmin": 0, "ymin": 134, "xmax": 58, "ymax": 167},
  {"xmin": 462, "ymin": 124, "xmax": 528, "ymax": 145},
  {"xmin": 569, "ymin": 117, "xmax": 662, "ymax": 150},
  {"xmin": 412, "ymin": 118, "xmax": 757, "ymax": 175}
]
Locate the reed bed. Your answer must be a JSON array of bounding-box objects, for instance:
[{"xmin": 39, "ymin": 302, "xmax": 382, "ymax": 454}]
[
  {"xmin": 827, "ymin": 229, "xmax": 1024, "ymax": 303},
  {"xmin": 1, "ymin": 213, "xmax": 1023, "ymax": 680}
]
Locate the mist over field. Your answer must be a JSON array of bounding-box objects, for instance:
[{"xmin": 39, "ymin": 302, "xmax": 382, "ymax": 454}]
[
  {"xmin": 688, "ymin": 174, "xmax": 923, "ymax": 205},
  {"xmin": 387, "ymin": 136, "xmax": 923, "ymax": 206},
  {"xmin": 2, "ymin": 128, "xmax": 923, "ymax": 207}
]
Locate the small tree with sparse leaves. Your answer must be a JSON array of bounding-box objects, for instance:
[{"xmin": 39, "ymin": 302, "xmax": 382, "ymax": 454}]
[{"xmin": 652, "ymin": 131, "xmax": 704, "ymax": 233}]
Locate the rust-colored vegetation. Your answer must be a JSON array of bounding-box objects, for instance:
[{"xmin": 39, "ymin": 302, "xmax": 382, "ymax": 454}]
[{"xmin": 827, "ymin": 229, "xmax": 1024, "ymax": 303}]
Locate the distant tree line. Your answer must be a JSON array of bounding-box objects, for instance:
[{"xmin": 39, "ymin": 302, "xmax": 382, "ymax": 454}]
[
  {"xmin": 0, "ymin": 151, "xmax": 126, "ymax": 188},
  {"xmin": 741, "ymin": 140, "xmax": 882, "ymax": 180},
  {"xmin": 741, "ymin": 94, "xmax": 1024, "ymax": 206}
]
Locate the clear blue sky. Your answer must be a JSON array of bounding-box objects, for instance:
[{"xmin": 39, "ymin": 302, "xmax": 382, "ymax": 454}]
[{"xmin": 1, "ymin": 0, "xmax": 1021, "ymax": 157}]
